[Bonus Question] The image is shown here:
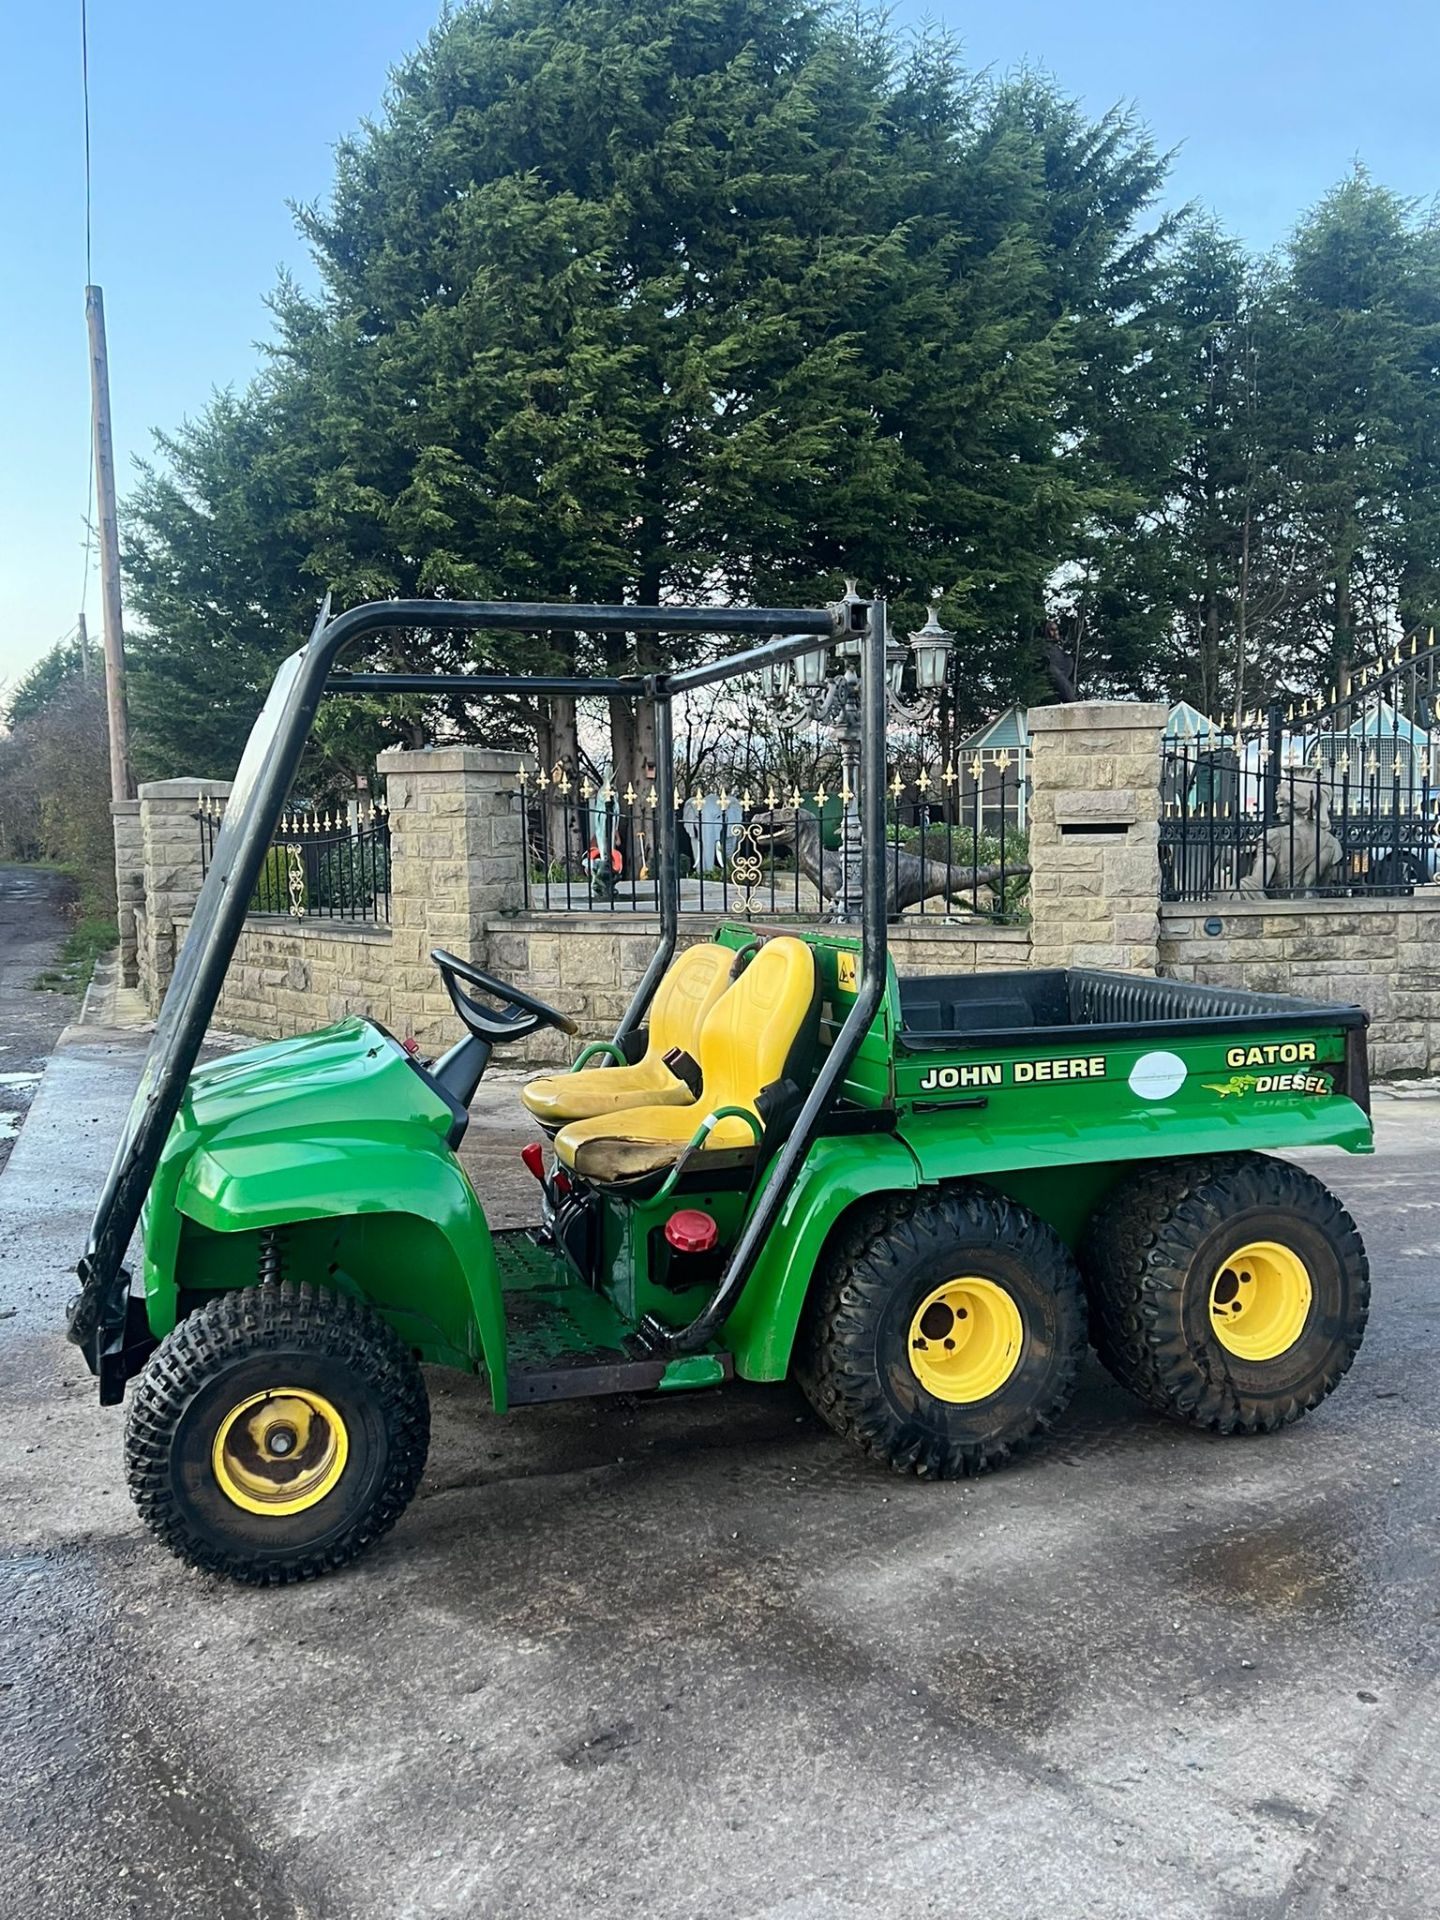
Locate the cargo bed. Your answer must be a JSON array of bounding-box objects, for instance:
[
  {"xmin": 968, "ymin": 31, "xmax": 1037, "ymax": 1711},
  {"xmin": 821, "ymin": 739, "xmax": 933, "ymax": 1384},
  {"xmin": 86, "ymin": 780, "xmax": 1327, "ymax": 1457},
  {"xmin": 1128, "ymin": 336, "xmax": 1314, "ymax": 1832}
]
[
  {"xmin": 889, "ymin": 968, "xmax": 1371, "ymax": 1159},
  {"xmin": 899, "ymin": 967, "xmax": 1369, "ymax": 1048}
]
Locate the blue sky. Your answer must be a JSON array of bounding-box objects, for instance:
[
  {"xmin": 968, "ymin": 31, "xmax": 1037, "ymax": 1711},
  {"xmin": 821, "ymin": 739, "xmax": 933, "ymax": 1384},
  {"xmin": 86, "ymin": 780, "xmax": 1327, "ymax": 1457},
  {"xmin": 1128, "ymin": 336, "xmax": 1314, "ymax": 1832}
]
[{"xmin": 3, "ymin": 0, "xmax": 1437, "ymax": 688}]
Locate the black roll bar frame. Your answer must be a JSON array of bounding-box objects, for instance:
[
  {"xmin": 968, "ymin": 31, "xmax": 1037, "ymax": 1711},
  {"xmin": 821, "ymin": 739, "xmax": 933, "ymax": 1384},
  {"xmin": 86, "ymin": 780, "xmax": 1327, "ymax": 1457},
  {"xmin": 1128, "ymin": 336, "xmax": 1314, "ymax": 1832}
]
[
  {"xmin": 635, "ymin": 599, "xmax": 891, "ymax": 1354},
  {"xmin": 69, "ymin": 590, "xmax": 889, "ymax": 1394}
]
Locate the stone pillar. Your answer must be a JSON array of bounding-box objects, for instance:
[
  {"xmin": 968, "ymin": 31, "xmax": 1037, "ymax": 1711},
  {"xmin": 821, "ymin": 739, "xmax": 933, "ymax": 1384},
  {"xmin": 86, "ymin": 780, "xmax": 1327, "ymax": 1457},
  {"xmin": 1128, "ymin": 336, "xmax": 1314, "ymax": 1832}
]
[
  {"xmin": 137, "ymin": 777, "xmax": 232, "ymax": 1010},
  {"xmin": 1026, "ymin": 702, "xmax": 1168, "ymax": 974},
  {"xmin": 112, "ymin": 798, "xmax": 142, "ymax": 988},
  {"xmin": 377, "ymin": 746, "xmax": 531, "ymax": 1049}
]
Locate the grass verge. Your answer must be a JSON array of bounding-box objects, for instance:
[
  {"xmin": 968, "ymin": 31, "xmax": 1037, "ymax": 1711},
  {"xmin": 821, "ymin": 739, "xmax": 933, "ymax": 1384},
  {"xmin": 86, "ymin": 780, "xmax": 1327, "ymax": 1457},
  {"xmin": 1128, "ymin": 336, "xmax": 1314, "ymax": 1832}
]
[{"xmin": 27, "ymin": 863, "xmax": 119, "ymax": 995}]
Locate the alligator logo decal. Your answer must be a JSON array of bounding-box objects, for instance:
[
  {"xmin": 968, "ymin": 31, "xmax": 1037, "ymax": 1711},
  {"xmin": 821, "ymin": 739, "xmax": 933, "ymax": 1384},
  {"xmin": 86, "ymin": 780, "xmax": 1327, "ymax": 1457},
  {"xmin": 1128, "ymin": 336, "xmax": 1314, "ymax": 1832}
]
[{"xmin": 1205, "ymin": 1074, "xmax": 1258, "ymax": 1099}]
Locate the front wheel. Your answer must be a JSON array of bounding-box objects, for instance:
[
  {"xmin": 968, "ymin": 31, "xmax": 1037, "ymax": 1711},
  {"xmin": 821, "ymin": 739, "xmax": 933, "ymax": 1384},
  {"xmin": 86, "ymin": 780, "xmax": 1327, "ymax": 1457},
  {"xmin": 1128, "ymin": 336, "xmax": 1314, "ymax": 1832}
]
[
  {"xmin": 125, "ymin": 1281, "xmax": 430, "ymax": 1584},
  {"xmin": 1083, "ymin": 1154, "xmax": 1369, "ymax": 1433},
  {"xmin": 795, "ymin": 1186, "xmax": 1087, "ymax": 1478}
]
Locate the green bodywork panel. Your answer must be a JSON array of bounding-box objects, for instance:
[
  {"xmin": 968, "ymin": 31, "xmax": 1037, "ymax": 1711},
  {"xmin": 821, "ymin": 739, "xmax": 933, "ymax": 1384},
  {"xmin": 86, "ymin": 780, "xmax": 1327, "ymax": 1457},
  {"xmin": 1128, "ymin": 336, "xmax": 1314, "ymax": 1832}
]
[
  {"xmin": 893, "ymin": 1027, "xmax": 1369, "ymax": 1183},
  {"xmin": 142, "ymin": 1020, "xmax": 512, "ymax": 1411},
  {"xmin": 722, "ymin": 1131, "xmax": 921, "ymax": 1378},
  {"xmin": 141, "ymin": 930, "xmax": 1372, "ymax": 1412},
  {"xmin": 709, "ymin": 922, "xmax": 1370, "ymax": 1378}
]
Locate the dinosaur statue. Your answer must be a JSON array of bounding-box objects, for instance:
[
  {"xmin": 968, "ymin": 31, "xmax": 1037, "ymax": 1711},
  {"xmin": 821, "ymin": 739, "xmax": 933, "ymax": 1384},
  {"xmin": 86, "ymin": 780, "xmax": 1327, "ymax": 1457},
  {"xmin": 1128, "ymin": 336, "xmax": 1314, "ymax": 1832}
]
[{"xmin": 747, "ymin": 805, "xmax": 1027, "ymax": 918}]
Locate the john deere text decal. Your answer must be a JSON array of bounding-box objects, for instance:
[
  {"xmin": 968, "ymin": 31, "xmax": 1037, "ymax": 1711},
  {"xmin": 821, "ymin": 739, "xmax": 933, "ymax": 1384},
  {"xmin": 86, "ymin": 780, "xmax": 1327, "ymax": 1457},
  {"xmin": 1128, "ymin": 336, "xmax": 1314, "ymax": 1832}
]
[{"xmin": 916, "ymin": 1055, "xmax": 1107, "ymax": 1093}]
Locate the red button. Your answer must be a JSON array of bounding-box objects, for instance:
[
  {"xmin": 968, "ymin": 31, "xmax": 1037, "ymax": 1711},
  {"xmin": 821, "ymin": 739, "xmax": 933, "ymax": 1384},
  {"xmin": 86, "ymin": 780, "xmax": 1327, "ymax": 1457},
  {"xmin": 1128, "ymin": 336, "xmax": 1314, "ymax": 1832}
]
[{"xmin": 664, "ymin": 1209, "xmax": 718, "ymax": 1254}]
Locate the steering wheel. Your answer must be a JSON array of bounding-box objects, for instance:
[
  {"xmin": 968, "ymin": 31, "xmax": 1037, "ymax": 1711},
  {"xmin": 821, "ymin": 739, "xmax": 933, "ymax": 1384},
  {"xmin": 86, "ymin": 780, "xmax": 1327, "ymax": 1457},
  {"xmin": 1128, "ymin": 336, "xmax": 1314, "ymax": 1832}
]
[{"xmin": 431, "ymin": 948, "xmax": 578, "ymax": 1044}]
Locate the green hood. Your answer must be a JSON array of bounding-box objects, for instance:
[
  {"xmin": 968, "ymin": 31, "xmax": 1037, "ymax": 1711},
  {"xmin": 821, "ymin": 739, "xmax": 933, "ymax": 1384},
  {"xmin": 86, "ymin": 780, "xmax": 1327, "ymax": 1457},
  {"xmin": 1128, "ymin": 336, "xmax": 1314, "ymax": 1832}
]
[{"xmin": 180, "ymin": 1019, "xmax": 454, "ymax": 1147}]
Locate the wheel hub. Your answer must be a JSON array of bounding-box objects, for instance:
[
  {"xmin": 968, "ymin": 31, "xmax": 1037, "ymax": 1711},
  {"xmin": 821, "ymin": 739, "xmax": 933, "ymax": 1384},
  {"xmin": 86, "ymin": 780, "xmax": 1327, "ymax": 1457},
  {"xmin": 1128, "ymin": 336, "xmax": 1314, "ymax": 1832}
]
[
  {"xmin": 212, "ymin": 1389, "xmax": 349, "ymax": 1516},
  {"xmin": 907, "ymin": 1277, "xmax": 1024, "ymax": 1404},
  {"xmin": 1208, "ymin": 1240, "xmax": 1313, "ymax": 1361}
]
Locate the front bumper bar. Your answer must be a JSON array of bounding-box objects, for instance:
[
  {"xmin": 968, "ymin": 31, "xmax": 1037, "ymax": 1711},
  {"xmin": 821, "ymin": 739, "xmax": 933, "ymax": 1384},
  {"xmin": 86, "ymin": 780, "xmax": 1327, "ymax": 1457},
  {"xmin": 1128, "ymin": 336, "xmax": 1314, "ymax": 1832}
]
[{"xmin": 66, "ymin": 1261, "xmax": 156, "ymax": 1405}]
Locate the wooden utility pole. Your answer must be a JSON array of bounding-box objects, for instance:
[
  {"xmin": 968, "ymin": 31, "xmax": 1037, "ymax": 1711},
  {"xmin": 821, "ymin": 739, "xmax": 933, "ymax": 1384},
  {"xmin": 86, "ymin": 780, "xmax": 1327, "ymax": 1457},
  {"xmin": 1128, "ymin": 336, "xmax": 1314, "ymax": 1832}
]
[{"xmin": 85, "ymin": 284, "xmax": 131, "ymax": 801}]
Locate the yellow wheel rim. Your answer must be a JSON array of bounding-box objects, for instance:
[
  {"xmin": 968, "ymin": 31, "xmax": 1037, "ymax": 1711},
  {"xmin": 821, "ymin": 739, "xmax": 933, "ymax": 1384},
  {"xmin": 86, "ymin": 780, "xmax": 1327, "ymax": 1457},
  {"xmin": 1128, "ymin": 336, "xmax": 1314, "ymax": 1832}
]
[
  {"xmin": 1208, "ymin": 1240, "xmax": 1313, "ymax": 1361},
  {"xmin": 907, "ymin": 1277, "xmax": 1024, "ymax": 1404},
  {"xmin": 212, "ymin": 1388, "xmax": 349, "ymax": 1517}
]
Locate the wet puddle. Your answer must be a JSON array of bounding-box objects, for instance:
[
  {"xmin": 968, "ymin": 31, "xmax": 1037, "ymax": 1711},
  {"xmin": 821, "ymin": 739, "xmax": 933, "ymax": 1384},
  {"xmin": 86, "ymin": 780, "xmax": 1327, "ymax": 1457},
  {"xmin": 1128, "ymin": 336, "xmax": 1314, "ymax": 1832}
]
[{"xmin": 1185, "ymin": 1513, "xmax": 1364, "ymax": 1621}]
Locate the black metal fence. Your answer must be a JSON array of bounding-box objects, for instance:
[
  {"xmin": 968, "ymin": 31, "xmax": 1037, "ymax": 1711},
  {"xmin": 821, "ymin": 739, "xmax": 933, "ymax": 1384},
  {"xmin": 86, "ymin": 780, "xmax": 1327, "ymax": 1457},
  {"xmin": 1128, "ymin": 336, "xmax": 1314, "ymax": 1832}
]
[
  {"xmin": 1161, "ymin": 633, "xmax": 1440, "ymax": 901},
  {"xmin": 198, "ymin": 802, "xmax": 391, "ymax": 923},
  {"xmin": 517, "ymin": 751, "xmax": 1029, "ymax": 922}
]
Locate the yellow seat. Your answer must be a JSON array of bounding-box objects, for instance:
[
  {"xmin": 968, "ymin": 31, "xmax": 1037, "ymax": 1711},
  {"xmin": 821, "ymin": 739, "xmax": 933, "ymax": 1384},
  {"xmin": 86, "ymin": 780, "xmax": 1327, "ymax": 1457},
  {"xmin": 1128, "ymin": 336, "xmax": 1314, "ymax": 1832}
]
[
  {"xmin": 520, "ymin": 942, "xmax": 733, "ymax": 1127},
  {"xmin": 555, "ymin": 936, "xmax": 818, "ymax": 1184}
]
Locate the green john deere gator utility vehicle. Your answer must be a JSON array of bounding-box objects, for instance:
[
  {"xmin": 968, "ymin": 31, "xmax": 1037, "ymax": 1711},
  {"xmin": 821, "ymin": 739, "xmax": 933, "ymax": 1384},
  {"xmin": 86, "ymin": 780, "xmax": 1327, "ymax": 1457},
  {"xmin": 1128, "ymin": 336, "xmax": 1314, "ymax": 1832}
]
[{"xmin": 69, "ymin": 593, "xmax": 1372, "ymax": 1584}]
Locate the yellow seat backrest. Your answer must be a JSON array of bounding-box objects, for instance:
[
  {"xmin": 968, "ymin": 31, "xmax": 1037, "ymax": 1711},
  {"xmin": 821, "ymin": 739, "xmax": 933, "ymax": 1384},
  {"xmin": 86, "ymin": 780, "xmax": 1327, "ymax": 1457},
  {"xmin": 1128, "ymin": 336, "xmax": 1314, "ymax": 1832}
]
[
  {"xmin": 695, "ymin": 936, "xmax": 817, "ymax": 1115},
  {"xmin": 645, "ymin": 942, "xmax": 734, "ymax": 1061}
]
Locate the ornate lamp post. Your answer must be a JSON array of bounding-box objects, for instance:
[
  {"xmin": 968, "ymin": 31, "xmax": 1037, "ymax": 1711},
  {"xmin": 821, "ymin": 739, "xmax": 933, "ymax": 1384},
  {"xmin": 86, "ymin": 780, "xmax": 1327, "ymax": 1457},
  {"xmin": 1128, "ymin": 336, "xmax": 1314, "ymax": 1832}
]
[{"xmin": 767, "ymin": 585, "xmax": 954, "ymax": 919}]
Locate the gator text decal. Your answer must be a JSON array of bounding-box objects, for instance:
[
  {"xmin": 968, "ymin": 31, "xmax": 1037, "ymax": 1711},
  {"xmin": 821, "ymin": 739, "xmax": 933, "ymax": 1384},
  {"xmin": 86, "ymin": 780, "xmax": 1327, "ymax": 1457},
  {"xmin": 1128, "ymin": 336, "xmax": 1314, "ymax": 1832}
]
[{"xmin": 1225, "ymin": 1042, "xmax": 1317, "ymax": 1067}]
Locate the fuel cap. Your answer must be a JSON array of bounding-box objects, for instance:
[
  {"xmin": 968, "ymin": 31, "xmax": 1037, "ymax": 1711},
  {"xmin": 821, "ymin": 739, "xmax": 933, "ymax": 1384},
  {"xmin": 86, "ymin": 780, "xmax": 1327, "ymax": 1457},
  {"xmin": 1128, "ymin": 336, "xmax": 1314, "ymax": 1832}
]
[{"xmin": 664, "ymin": 1209, "xmax": 719, "ymax": 1254}]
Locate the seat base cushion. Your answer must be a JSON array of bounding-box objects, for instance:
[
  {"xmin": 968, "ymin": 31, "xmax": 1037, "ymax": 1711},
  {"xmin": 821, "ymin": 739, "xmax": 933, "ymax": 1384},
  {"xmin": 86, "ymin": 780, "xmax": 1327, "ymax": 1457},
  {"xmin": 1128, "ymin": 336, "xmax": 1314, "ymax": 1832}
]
[
  {"xmin": 554, "ymin": 1103, "xmax": 758, "ymax": 1184},
  {"xmin": 520, "ymin": 1057, "xmax": 692, "ymax": 1127}
]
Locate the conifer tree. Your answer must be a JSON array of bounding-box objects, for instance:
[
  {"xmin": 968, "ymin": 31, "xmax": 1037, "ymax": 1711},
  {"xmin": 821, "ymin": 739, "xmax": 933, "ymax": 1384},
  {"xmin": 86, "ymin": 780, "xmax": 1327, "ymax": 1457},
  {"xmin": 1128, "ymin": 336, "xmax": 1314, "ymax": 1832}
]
[{"xmin": 124, "ymin": 0, "xmax": 1169, "ymax": 776}]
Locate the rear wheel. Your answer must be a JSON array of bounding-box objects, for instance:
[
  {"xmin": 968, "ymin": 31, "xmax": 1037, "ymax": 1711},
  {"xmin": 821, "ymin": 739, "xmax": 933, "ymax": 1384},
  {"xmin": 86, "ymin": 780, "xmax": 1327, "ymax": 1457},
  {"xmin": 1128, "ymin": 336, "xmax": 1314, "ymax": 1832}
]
[
  {"xmin": 1083, "ymin": 1153, "xmax": 1369, "ymax": 1433},
  {"xmin": 125, "ymin": 1281, "xmax": 430, "ymax": 1584},
  {"xmin": 796, "ymin": 1186, "xmax": 1087, "ymax": 1477}
]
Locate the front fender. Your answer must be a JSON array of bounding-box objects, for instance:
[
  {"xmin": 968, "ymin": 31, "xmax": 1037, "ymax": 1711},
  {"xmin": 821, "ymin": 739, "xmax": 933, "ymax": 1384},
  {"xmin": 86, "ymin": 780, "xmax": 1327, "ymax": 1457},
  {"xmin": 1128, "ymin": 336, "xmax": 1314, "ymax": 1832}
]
[
  {"xmin": 148, "ymin": 1132, "xmax": 510, "ymax": 1411},
  {"xmin": 723, "ymin": 1133, "xmax": 921, "ymax": 1381}
]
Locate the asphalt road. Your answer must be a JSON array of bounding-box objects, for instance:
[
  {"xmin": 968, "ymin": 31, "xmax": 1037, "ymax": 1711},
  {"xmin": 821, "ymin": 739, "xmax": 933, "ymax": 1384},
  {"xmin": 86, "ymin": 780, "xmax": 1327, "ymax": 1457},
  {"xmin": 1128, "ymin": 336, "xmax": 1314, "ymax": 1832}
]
[
  {"xmin": 0, "ymin": 864, "xmax": 77, "ymax": 1174},
  {"xmin": 1, "ymin": 1010, "xmax": 1437, "ymax": 1917}
]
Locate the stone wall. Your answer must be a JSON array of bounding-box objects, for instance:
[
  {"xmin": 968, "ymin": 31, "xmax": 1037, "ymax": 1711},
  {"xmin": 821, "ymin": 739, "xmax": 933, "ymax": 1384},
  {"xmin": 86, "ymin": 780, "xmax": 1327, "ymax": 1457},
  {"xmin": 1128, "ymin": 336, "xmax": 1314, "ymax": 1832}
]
[
  {"xmin": 1027, "ymin": 701, "xmax": 1167, "ymax": 973},
  {"xmin": 143, "ymin": 747, "xmax": 533, "ymax": 1055},
  {"xmin": 1160, "ymin": 896, "xmax": 1440, "ymax": 1077},
  {"xmin": 185, "ymin": 913, "xmax": 1033, "ymax": 1062},
  {"xmin": 184, "ymin": 918, "xmax": 397, "ymax": 1042},
  {"xmin": 484, "ymin": 915, "xmax": 1035, "ymax": 1065},
  {"xmin": 112, "ymin": 799, "xmax": 142, "ymax": 989},
  {"xmin": 377, "ymin": 745, "xmax": 533, "ymax": 1053},
  {"xmin": 135, "ymin": 703, "xmax": 1440, "ymax": 1077},
  {"xmin": 137, "ymin": 777, "xmax": 231, "ymax": 1008}
]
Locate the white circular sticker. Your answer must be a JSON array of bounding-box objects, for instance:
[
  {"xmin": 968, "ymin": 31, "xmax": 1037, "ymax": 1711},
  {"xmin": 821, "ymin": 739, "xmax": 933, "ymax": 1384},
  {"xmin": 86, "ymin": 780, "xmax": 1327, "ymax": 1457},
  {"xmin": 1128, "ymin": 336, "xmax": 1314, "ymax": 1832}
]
[{"xmin": 1129, "ymin": 1050, "xmax": 1187, "ymax": 1101}]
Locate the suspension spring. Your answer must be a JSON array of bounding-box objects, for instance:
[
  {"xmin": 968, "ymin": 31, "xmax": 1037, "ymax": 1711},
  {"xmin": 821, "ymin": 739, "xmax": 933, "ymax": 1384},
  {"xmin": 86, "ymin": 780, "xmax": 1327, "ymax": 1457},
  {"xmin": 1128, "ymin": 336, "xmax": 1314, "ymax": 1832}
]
[{"xmin": 258, "ymin": 1228, "xmax": 287, "ymax": 1286}]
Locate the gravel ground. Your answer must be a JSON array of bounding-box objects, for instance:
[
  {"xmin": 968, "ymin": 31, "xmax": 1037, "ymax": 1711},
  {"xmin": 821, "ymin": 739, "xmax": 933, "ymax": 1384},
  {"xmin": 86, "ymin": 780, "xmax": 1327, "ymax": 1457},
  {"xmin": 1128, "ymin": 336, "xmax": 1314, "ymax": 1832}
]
[{"xmin": 0, "ymin": 1016, "xmax": 1436, "ymax": 1918}]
